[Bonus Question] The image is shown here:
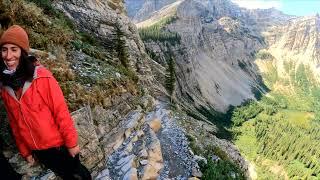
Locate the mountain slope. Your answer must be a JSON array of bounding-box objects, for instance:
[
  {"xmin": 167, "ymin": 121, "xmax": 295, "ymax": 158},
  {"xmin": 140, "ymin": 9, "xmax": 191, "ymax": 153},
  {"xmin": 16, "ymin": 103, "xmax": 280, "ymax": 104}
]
[
  {"xmin": 230, "ymin": 8, "xmax": 320, "ymax": 180},
  {"xmin": 263, "ymin": 15, "xmax": 320, "ymax": 79},
  {"xmin": 1, "ymin": 0, "xmax": 242, "ymax": 179},
  {"xmin": 128, "ymin": 0, "xmax": 273, "ymax": 113},
  {"xmin": 126, "ymin": 0, "xmax": 320, "ymax": 178},
  {"xmin": 125, "ymin": 0, "xmax": 178, "ymax": 23}
]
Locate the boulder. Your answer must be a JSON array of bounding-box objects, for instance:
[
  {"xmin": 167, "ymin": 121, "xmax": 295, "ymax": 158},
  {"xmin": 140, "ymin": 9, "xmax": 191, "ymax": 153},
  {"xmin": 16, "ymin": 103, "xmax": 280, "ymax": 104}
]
[{"xmin": 147, "ymin": 118, "xmax": 162, "ymax": 133}]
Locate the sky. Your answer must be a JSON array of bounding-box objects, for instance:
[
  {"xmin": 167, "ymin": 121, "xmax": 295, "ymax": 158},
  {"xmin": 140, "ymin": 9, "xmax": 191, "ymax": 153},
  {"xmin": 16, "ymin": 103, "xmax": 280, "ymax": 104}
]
[{"xmin": 231, "ymin": 0, "xmax": 320, "ymax": 16}]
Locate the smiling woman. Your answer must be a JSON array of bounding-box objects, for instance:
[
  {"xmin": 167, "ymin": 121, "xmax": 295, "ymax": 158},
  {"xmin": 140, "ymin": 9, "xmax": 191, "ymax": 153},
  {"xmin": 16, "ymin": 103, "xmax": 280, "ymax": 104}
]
[
  {"xmin": 1, "ymin": 44, "xmax": 22, "ymax": 71},
  {"xmin": 0, "ymin": 25, "xmax": 92, "ymax": 180},
  {"xmin": 0, "ymin": 25, "xmax": 35, "ymax": 92}
]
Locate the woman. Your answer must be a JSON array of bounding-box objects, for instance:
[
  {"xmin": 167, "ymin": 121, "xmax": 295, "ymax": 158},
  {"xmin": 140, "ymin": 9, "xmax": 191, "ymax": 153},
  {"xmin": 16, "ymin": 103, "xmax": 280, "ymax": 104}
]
[{"xmin": 0, "ymin": 25, "xmax": 91, "ymax": 180}]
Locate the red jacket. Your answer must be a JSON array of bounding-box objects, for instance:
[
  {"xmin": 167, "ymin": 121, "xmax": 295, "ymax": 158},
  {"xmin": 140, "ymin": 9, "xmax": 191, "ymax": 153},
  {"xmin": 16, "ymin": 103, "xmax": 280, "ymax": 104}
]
[{"xmin": 1, "ymin": 66, "xmax": 78, "ymax": 158}]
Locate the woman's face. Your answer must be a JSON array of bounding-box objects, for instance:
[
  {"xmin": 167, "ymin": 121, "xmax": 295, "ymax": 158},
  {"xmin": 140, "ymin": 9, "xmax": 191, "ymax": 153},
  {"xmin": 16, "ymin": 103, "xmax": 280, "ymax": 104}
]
[{"xmin": 1, "ymin": 43, "xmax": 21, "ymax": 71}]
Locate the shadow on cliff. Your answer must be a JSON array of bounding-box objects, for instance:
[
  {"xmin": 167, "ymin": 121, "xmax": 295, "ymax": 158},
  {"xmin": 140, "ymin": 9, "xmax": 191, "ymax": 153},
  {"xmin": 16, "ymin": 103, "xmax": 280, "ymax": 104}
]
[{"xmin": 188, "ymin": 72, "xmax": 270, "ymax": 141}]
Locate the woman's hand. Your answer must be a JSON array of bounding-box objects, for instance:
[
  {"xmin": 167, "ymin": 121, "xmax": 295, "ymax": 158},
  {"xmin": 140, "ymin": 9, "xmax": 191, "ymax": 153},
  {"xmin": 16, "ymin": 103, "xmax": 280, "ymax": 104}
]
[
  {"xmin": 68, "ymin": 145, "xmax": 80, "ymax": 157},
  {"xmin": 26, "ymin": 155, "xmax": 35, "ymax": 166}
]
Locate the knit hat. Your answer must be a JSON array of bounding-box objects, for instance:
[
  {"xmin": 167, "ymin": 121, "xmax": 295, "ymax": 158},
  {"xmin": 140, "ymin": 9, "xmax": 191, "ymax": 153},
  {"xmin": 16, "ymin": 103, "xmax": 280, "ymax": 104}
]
[{"xmin": 0, "ymin": 25, "xmax": 30, "ymax": 52}]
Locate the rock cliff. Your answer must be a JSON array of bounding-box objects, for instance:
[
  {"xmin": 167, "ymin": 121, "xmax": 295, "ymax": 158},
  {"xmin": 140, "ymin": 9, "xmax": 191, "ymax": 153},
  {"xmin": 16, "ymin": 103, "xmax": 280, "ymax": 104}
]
[
  {"xmin": 125, "ymin": 0, "xmax": 178, "ymax": 23},
  {"xmin": 0, "ymin": 0, "xmax": 205, "ymax": 179},
  {"xmin": 128, "ymin": 0, "xmax": 270, "ymax": 113},
  {"xmin": 2, "ymin": 0, "xmax": 318, "ymax": 179},
  {"xmin": 54, "ymin": 0, "xmax": 153, "ymax": 83},
  {"xmin": 126, "ymin": 0, "xmax": 302, "ymax": 113},
  {"xmin": 263, "ymin": 15, "xmax": 320, "ymax": 79},
  {"xmin": 125, "ymin": 1, "xmax": 320, "ymax": 178}
]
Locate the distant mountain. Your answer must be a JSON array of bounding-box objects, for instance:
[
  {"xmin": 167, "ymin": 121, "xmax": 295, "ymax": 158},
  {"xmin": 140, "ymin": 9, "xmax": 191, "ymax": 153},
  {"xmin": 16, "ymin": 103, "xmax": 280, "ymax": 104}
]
[
  {"xmin": 125, "ymin": 0, "xmax": 294, "ymax": 113},
  {"xmin": 264, "ymin": 15, "xmax": 320, "ymax": 78},
  {"xmin": 125, "ymin": 0, "xmax": 320, "ymax": 179},
  {"xmin": 125, "ymin": 0, "xmax": 178, "ymax": 23}
]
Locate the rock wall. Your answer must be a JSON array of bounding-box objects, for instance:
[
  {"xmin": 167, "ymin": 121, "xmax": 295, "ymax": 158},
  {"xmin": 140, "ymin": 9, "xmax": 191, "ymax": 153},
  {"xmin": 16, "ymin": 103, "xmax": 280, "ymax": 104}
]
[
  {"xmin": 54, "ymin": 0, "xmax": 155, "ymax": 87},
  {"xmin": 264, "ymin": 15, "xmax": 320, "ymax": 80},
  {"xmin": 126, "ymin": 0, "xmax": 178, "ymax": 23},
  {"xmin": 130, "ymin": 0, "xmax": 267, "ymax": 112},
  {"xmin": 96, "ymin": 102, "xmax": 201, "ymax": 179},
  {"xmin": 2, "ymin": 96, "xmax": 208, "ymax": 179},
  {"xmin": 125, "ymin": 0, "xmax": 294, "ymax": 113}
]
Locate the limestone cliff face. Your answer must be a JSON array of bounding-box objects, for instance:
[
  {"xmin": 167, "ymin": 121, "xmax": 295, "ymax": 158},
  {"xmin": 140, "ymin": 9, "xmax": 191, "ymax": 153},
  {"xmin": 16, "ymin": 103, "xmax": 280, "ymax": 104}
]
[
  {"xmin": 127, "ymin": 0, "xmax": 276, "ymax": 112},
  {"xmin": 130, "ymin": 0, "xmax": 291, "ymax": 27},
  {"xmin": 124, "ymin": 0, "xmax": 319, "ymax": 178},
  {"xmin": 125, "ymin": 0, "xmax": 178, "ymax": 23},
  {"xmin": 125, "ymin": 0, "xmax": 144, "ymax": 18},
  {"xmin": 54, "ymin": 0, "xmax": 153, "ymax": 82},
  {"xmin": 124, "ymin": 0, "xmax": 282, "ymax": 175},
  {"xmin": 263, "ymin": 15, "xmax": 320, "ymax": 79},
  {"xmin": 174, "ymin": 0, "xmax": 267, "ymax": 112},
  {"xmin": 1, "ymin": 0, "xmax": 201, "ymax": 179}
]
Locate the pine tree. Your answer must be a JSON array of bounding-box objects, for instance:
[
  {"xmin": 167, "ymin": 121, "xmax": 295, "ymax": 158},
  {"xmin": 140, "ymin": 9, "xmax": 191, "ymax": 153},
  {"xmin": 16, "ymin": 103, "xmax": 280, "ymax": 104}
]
[{"xmin": 115, "ymin": 24, "xmax": 130, "ymax": 68}]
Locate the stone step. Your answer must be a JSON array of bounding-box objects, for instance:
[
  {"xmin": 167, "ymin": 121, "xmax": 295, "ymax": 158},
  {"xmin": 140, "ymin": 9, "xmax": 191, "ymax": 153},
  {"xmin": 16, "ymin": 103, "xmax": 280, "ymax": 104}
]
[{"xmin": 102, "ymin": 107, "xmax": 165, "ymax": 180}]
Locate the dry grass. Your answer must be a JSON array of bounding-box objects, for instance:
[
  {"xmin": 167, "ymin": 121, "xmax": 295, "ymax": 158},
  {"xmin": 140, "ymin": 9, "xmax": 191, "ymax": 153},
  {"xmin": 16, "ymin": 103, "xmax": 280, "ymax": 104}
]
[
  {"xmin": 0, "ymin": 0, "xmax": 74, "ymax": 50},
  {"xmin": 0, "ymin": 0, "xmax": 140, "ymax": 110},
  {"xmin": 34, "ymin": 47, "xmax": 139, "ymax": 111},
  {"xmin": 60, "ymin": 80, "xmax": 138, "ymax": 111}
]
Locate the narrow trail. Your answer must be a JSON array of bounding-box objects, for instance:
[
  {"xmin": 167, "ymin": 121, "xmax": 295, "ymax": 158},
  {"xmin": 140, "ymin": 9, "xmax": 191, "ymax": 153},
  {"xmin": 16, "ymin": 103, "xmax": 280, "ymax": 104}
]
[
  {"xmin": 96, "ymin": 101, "xmax": 198, "ymax": 180},
  {"xmin": 151, "ymin": 104, "xmax": 196, "ymax": 179}
]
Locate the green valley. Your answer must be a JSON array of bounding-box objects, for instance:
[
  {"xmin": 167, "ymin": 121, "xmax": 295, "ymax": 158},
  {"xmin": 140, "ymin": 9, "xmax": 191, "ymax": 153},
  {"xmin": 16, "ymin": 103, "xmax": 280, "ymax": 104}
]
[{"xmin": 232, "ymin": 58, "xmax": 320, "ymax": 179}]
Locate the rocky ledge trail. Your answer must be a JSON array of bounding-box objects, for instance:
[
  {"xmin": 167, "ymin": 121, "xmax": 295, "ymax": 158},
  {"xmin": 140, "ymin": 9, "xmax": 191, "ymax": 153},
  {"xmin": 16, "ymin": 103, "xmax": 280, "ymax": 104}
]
[
  {"xmin": 15, "ymin": 99, "xmax": 201, "ymax": 180},
  {"xmin": 96, "ymin": 101, "xmax": 201, "ymax": 180}
]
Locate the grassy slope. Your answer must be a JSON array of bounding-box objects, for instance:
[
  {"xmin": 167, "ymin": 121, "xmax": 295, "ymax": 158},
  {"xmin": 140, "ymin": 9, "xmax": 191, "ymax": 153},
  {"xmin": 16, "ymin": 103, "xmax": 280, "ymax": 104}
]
[{"xmin": 0, "ymin": 0, "xmax": 139, "ymax": 111}]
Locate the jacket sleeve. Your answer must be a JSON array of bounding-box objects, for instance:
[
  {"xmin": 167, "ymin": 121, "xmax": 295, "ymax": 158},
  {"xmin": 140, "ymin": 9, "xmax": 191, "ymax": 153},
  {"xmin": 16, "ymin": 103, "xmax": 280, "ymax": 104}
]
[
  {"xmin": 37, "ymin": 76, "xmax": 78, "ymax": 148},
  {"xmin": 7, "ymin": 116, "xmax": 31, "ymax": 158}
]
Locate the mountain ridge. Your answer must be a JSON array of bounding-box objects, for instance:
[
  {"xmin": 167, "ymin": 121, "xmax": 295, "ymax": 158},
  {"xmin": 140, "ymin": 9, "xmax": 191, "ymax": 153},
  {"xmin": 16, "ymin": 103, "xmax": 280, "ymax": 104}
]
[{"xmin": 126, "ymin": 1, "xmax": 320, "ymax": 178}]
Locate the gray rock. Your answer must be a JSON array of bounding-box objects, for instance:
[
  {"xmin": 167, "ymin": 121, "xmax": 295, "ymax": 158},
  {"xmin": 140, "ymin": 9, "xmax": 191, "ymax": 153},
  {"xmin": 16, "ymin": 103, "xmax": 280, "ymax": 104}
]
[
  {"xmin": 71, "ymin": 106, "xmax": 104, "ymax": 170},
  {"xmin": 54, "ymin": 0, "xmax": 155, "ymax": 89},
  {"xmin": 191, "ymin": 166, "xmax": 203, "ymax": 178},
  {"xmin": 140, "ymin": 160, "xmax": 149, "ymax": 166},
  {"xmin": 139, "ymin": 149, "xmax": 148, "ymax": 158},
  {"xmin": 96, "ymin": 169, "xmax": 110, "ymax": 179},
  {"xmin": 123, "ymin": 168, "xmax": 138, "ymax": 180},
  {"xmin": 116, "ymin": 155, "xmax": 135, "ymax": 167},
  {"xmin": 194, "ymin": 155, "xmax": 207, "ymax": 164},
  {"xmin": 211, "ymin": 155, "xmax": 220, "ymax": 162}
]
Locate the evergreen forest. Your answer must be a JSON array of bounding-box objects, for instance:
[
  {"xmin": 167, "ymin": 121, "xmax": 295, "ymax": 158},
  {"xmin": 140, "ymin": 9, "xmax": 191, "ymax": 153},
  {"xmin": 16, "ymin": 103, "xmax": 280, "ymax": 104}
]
[{"xmin": 232, "ymin": 59, "xmax": 320, "ymax": 179}]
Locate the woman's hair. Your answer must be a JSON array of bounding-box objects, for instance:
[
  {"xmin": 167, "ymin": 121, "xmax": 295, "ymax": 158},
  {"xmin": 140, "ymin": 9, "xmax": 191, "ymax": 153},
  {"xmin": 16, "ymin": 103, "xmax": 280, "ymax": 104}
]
[{"xmin": 0, "ymin": 49, "xmax": 36, "ymax": 82}]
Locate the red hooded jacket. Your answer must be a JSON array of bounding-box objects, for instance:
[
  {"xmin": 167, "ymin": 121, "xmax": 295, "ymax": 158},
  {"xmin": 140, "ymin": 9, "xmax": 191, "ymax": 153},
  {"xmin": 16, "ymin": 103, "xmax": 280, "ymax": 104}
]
[{"xmin": 1, "ymin": 66, "xmax": 78, "ymax": 158}]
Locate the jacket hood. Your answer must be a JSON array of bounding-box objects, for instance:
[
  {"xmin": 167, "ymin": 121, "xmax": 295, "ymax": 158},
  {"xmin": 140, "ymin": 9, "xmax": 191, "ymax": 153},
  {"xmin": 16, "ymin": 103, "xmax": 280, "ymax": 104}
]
[{"xmin": 34, "ymin": 66, "xmax": 53, "ymax": 79}]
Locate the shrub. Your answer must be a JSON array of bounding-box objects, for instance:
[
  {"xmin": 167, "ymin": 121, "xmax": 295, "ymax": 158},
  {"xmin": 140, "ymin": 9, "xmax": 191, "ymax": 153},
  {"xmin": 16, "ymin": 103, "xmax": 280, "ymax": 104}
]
[
  {"xmin": 138, "ymin": 16, "xmax": 181, "ymax": 44},
  {"xmin": 0, "ymin": 0, "xmax": 140, "ymax": 111},
  {"xmin": 255, "ymin": 51, "xmax": 274, "ymax": 60},
  {"xmin": 200, "ymin": 158, "xmax": 245, "ymax": 180},
  {"xmin": 165, "ymin": 56, "xmax": 176, "ymax": 97}
]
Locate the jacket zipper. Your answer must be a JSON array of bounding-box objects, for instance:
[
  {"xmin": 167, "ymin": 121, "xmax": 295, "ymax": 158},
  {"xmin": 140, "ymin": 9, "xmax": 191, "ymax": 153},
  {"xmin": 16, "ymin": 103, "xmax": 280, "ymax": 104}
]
[
  {"xmin": 19, "ymin": 102, "xmax": 39, "ymax": 149},
  {"xmin": 5, "ymin": 66, "xmax": 43, "ymax": 150}
]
